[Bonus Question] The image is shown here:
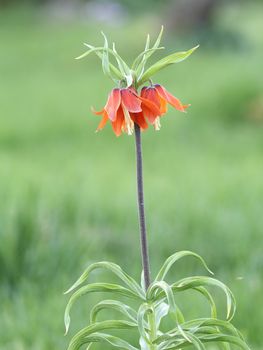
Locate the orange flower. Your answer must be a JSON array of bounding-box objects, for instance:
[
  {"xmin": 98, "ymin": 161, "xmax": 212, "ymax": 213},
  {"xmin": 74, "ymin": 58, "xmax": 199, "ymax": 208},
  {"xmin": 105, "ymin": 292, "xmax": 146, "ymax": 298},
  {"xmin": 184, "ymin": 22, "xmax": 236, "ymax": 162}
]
[
  {"xmin": 140, "ymin": 84, "xmax": 190, "ymax": 130},
  {"xmin": 94, "ymin": 88, "xmax": 162, "ymax": 136},
  {"xmin": 93, "ymin": 85, "xmax": 189, "ymax": 136}
]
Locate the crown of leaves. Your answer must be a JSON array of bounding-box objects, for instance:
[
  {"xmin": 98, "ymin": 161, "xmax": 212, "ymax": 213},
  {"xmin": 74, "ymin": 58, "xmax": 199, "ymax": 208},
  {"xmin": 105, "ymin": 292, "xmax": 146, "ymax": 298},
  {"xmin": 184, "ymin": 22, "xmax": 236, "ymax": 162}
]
[{"xmin": 76, "ymin": 26, "xmax": 199, "ymax": 88}]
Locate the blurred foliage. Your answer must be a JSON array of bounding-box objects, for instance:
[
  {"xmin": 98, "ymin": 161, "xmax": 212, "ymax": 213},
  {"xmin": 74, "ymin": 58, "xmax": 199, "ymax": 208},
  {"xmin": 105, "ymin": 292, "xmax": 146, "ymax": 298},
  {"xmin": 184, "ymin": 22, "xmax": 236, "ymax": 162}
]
[{"xmin": 0, "ymin": 1, "xmax": 263, "ymax": 350}]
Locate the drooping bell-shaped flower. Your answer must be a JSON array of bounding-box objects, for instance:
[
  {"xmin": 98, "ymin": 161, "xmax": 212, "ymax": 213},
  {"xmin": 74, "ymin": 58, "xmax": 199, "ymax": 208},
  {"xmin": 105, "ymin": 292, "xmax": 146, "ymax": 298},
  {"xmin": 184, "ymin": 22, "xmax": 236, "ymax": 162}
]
[
  {"xmin": 93, "ymin": 88, "xmax": 162, "ymax": 136},
  {"xmin": 77, "ymin": 27, "xmax": 198, "ymax": 136}
]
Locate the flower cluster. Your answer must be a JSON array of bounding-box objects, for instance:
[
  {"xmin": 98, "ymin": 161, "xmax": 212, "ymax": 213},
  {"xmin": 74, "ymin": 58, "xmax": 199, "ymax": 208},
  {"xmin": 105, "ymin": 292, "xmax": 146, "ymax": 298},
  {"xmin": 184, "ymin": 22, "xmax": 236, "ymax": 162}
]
[
  {"xmin": 76, "ymin": 27, "xmax": 198, "ymax": 136},
  {"xmin": 94, "ymin": 85, "xmax": 189, "ymax": 136}
]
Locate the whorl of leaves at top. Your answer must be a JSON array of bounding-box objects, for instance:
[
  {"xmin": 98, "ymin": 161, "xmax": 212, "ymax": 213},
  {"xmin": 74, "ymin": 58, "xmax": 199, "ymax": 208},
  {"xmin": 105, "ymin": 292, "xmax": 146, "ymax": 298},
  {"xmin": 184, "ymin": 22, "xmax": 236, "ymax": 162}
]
[
  {"xmin": 75, "ymin": 27, "xmax": 199, "ymax": 88},
  {"xmin": 64, "ymin": 250, "xmax": 250, "ymax": 350}
]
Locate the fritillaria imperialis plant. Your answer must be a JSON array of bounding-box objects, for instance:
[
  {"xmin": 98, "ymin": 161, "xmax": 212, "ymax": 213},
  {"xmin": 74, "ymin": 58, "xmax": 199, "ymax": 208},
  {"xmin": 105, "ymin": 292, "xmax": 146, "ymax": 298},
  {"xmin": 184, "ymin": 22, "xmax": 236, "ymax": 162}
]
[{"xmin": 64, "ymin": 28, "xmax": 250, "ymax": 350}]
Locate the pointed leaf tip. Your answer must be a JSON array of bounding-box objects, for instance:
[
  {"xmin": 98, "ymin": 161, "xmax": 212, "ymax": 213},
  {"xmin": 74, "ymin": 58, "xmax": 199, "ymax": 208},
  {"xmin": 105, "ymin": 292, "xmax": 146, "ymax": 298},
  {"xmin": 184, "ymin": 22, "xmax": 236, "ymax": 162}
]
[{"xmin": 64, "ymin": 314, "xmax": 70, "ymax": 335}]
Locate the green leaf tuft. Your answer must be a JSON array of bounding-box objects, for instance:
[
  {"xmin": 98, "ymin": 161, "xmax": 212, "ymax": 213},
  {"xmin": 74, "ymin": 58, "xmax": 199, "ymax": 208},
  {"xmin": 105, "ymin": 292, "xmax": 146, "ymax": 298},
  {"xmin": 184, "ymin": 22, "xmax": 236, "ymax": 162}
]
[{"xmin": 138, "ymin": 45, "xmax": 199, "ymax": 85}]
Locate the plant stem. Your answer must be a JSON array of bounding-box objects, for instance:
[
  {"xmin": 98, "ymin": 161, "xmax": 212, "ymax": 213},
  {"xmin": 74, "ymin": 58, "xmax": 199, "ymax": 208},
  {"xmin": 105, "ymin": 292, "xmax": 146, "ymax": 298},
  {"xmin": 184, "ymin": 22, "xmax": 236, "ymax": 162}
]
[
  {"xmin": 134, "ymin": 123, "xmax": 151, "ymax": 290},
  {"xmin": 148, "ymin": 310, "xmax": 157, "ymax": 350}
]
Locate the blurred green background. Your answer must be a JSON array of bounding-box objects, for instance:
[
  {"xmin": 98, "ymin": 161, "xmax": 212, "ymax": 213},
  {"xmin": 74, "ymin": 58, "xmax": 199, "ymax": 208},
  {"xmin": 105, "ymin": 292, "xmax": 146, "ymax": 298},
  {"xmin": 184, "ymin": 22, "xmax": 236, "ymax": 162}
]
[{"xmin": 0, "ymin": 0, "xmax": 263, "ymax": 349}]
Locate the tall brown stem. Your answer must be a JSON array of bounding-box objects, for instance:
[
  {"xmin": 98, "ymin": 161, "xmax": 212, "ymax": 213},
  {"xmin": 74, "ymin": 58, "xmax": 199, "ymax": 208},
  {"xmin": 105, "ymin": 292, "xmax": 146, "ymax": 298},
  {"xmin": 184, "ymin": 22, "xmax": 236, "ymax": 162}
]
[{"xmin": 134, "ymin": 123, "xmax": 151, "ymax": 290}]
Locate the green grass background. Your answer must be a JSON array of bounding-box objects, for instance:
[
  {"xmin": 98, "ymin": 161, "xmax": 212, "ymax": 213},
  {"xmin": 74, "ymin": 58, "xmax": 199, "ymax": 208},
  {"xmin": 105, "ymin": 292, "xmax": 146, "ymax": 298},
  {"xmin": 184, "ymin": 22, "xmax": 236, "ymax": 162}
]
[{"xmin": 0, "ymin": 3, "xmax": 263, "ymax": 349}]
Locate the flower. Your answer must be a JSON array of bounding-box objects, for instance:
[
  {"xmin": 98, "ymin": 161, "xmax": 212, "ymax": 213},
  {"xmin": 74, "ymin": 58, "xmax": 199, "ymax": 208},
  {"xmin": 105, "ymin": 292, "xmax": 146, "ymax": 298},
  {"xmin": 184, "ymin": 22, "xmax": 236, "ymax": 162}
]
[
  {"xmin": 140, "ymin": 84, "xmax": 190, "ymax": 130},
  {"xmin": 93, "ymin": 85, "xmax": 189, "ymax": 136},
  {"xmin": 93, "ymin": 88, "xmax": 162, "ymax": 136}
]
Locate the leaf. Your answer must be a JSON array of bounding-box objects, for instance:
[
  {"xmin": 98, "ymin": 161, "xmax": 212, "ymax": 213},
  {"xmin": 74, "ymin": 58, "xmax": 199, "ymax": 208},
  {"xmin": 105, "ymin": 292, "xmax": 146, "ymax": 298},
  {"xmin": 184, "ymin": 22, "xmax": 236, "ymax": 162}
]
[
  {"xmin": 184, "ymin": 318, "xmax": 243, "ymax": 339},
  {"xmin": 185, "ymin": 333, "xmax": 206, "ymax": 350},
  {"xmin": 138, "ymin": 45, "xmax": 199, "ymax": 85},
  {"xmin": 75, "ymin": 46, "xmax": 105, "ymax": 60},
  {"xmin": 64, "ymin": 261, "xmax": 144, "ymax": 299},
  {"xmin": 137, "ymin": 303, "xmax": 152, "ymax": 344},
  {"xmin": 140, "ymin": 270, "xmax": 146, "ymax": 292},
  {"xmin": 155, "ymin": 251, "xmax": 213, "ymax": 282},
  {"xmin": 193, "ymin": 286, "xmax": 217, "ymax": 319},
  {"xmin": 67, "ymin": 320, "xmax": 137, "ymax": 350},
  {"xmin": 124, "ymin": 73, "xmax": 133, "ymax": 87},
  {"xmin": 84, "ymin": 333, "xmax": 139, "ymax": 350},
  {"xmin": 172, "ymin": 276, "xmax": 236, "ymax": 321},
  {"xmin": 90, "ymin": 299, "xmax": 137, "ymax": 323},
  {"xmin": 64, "ymin": 283, "xmax": 140, "ymax": 334},
  {"xmin": 132, "ymin": 35, "xmax": 150, "ymax": 70},
  {"xmin": 135, "ymin": 26, "xmax": 164, "ymax": 79},
  {"xmin": 155, "ymin": 317, "xmax": 244, "ymax": 346},
  {"xmin": 199, "ymin": 334, "xmax": 251, "ymax": 350},
  {"xmin": 155, "ymin": 301, "xmax": 169, "ymax": 328},
  {"xmin": 76, "ymin": 44, "xmax": 122, "ymax": 79},
  {"xmin": 132, "ymin": 47, "xmax": 164, "ymax": 70},
  {"xmin": 147, "ymin": 281, "xmax": 189, "ymax": 342},
  {"xmin": 147, "ymin": 281, "xmax": 182, "ymax": 322},
  {"xmin": 157, "ymin": 333, "xmax": 205, "ymax": 350},
  {"xmin": 77, "ymin": 43, "xmax": 131, "ymax": 81},
  {"xmin": 159, "ymin": 332, "xmax": 207, "ymax": 350},
  {"xmin": 139, "ymin": 336, "xmax": 149, "ymax": 350},
  {"xmin": 112, "ymin": 42, "xmax": 131, "ymax": 77},
  {"xmin": 157, "ymin": 331, "xmax": 250, "ymax": 350},
  {"xmin": 101, "ymin": 32, "xmax": 110, "ymax": 77}
]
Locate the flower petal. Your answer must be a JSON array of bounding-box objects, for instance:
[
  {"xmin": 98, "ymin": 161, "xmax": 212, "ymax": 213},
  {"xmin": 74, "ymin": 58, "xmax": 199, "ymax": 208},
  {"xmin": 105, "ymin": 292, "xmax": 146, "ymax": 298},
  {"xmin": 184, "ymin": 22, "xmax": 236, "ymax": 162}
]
[
  {"xmin": 121, "ymin": 89, "xmax": 142, "ymax": 113},
  {"xmin": 91, "ymin": 106, "xmax": 104, "ymax": 115},
  {"xmin": 111, "ymin": 107, "xmax": 125, "ymax": 136},
  {"xmin": 105, "ymin": 88, "xmax": 121, "ymax": 121},
  {"xmin": 139, "ymin": 96, "xmax": 161, "ymax": 124},
  {"xmin": 96, "ymin": 111, "xmax": 108, "ymax": 131},
  {"xmin": 155, "ymin": 84, "xmax": 186, "ymax": 112},
  {"xmin": 130, "ymin": 112, "xmax": 148, "ymax": 130},
  {"xmin": 141, "ymin": 86, "xmax": 167, "ymax": 115},
  {"xmin": 141, "ymin": 87, "xmax": 160, "ymax": 107}
]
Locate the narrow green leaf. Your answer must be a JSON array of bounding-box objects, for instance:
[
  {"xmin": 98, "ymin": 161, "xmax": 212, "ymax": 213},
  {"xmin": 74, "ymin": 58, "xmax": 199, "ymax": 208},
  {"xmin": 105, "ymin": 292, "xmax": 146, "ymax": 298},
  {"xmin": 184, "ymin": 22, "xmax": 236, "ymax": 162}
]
[
  {"xmin": 147, "ymin": 281, "xmax": 189, "ymax": 342},
  {"xmin": 64, "ymin": 261, "xmax": 144, "ymax": 299},
  {"xmin": 77, "ymin": 44, "xmax": 122, "ymax": 79},
  {"xmin": 67, "ymin": 320, "xmax": 137, "ymax": 350},
  {"xmin": 200, "ymin": 334, "xmax": 251, "ymax": 350},
  {"xmin": 125, "ymin": 73, "xmax": 133, "ymax": 87},
  {"xmin": 137, "ymin": 303, "xmax": 152, "ymax": 344},
  {"xmin": 155, "ymin": 317, "xmax": 244, "ymax": 345},
  {"xmin": 158, "ymin": 331, "xmax": 250, "ymax": 350},
  {"xmin": 75, "ymin": 46, "xmax": 105, "ymax": 60},
  {"xmin": 172, "ymin": 276, "xmax": 236, "ymax": 321},
  {"xmin": 185, "ymin": 333, "xmax": 206, "ymax": 350},
  {"xmin": 193, "ymin": 286, "xmax": 217, "ymax": 318},
  {"xmin": 152, "ymin": 25, "xmax": 164, "ymax": 51},
  {"xmin": 147, "ymin": 281, "xmax": 179, "ymax": 320},
  {"xmin": 64, "ymin": 283, "xmax": 140, "ymax": 334},
  {"xmin": 160, "ymin": 332, "xmax": 206, "ymax": 350},
  {"xmin": 140, "ymin": 270, "xmax": 146, "ymax": 292},
  {"xmin": 183, "ymin": 318, "xmax": 243, "ymax": 339},
  {"xmin": 132, "ymin": 47, "xmax": 164, "ymax": 70},
  {"xmin": 84, "ymin": 332, "xmax": 139, "ymax": 350},
  {"xmin": 155, "ymin": 301, "xmax": 169, "ymax": 327},
  {"xmin": 101, "ymin": 32, "xmax": 110, "ymax": 77},
  {"xmin": 136, "ymin": 26, "xmax": 164, "ymax": 79},
  {"xmin": 138, "ymin": 45, "xmax": 199, "ymax": 85},
  {"xmin": 157, "ymin": 332, "xmax": 205, "ymax": 350},
  {"xmin": 139, "ymin": 336, "xmax": 149, "ymax": 350},
  {"xmin": 112, "ymin": 42, "xmax": 131, "ymax": 76},
  {"xmin": 155, "ymin": 251, "xmax": 213, "ymax": 282},
  {"xmin": 90, "ymin": 299, "xmax": 137, "ymax": 323}
]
